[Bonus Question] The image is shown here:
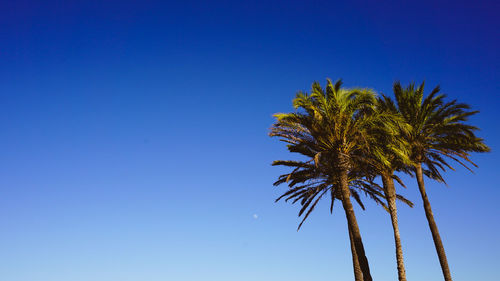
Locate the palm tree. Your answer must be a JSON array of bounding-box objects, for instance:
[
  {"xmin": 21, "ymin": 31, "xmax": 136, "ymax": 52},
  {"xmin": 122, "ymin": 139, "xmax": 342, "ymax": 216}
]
[
  {"xmin": 270, "ymin": 79, "xmax": 407, "ymax": 281},
  {"xmin": 350, "ymin": 94, "xmax": 415, "ymax": 281},
  {"xmin": 392, "ymin": 81, "xmax": 490, "ymax": 281}
]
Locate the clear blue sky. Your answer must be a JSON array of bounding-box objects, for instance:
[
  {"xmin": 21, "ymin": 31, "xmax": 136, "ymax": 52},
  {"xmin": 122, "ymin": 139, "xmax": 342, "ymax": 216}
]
[{"xmin": 0, "ymin": 1, "xmax": 498, "ymax": 280}]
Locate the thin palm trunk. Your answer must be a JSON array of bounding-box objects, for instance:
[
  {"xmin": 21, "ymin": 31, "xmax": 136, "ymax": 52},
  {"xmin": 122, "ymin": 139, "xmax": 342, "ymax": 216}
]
[
  {"xmin": 381, "ymin": 172, "xmax": 407, "ymax": 281},
  {"xmin": 349, "ymin": 226, "xmax": 363, "ymax": 281},
  {"xmin": 339, "ymin": 169, "xmax": 372, "ymax": 281},
  {"xmin": 415, "ymin": 163, "xmax": 453, "ymax": 281}
]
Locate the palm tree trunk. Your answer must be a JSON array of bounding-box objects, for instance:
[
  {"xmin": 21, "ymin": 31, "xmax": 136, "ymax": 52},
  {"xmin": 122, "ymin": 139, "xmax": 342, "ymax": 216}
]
[
  {"xmin": 349, "ymin": 226, "xmax": 363, "ymax": 281},
  {"xmin": 339, "ymin": 169, "xmax": 372, "ymax": 281},
  {"xmin": 381, "ymin": 172, "xmax": 407, "ymax": 281},
  {"xmin": 415, "ymin": 163, "xmax": 453, "ymax": 281}
]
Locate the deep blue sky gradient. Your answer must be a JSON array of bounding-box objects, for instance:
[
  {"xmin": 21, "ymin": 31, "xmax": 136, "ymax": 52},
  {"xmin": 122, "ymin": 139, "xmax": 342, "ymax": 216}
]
[{"xmin": 1, "ymin": 1, "xmax": 499, "ymax": 280}]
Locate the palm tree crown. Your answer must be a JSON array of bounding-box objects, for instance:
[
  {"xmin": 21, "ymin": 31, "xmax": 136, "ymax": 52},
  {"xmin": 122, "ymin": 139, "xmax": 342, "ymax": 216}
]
[{"xmin": 393, "ymin": 81, "xmax": 490, "ymax": 179}]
